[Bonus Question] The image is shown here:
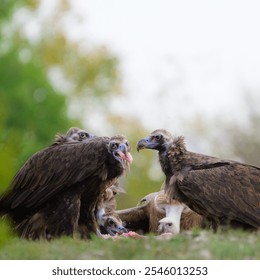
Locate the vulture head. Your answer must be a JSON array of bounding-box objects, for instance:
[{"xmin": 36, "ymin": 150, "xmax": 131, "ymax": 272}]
[
  {"xmin": 137, "ymin": 129, "xmax": 173, "ymax": 152},
  {"xmin": 54, "ymin": 127, "xmax": 96, "ymax": 145},
  {"xmin": 137, "ymin": 192, "xmax": 159, "ymax": 206},
  {"xmin": 96, "ymin": 183, "xmax": 127, "ymax": 236},
  {"xmin": 99, "ymin": 213, "xmax": 128, "ymax": 236},
  {"xmin": 107, "ymin": 136, "xmax": 133, "ymax": 169},
  {"xmin": 157, "ymin": 217, "xmax": 176, "ymax": 234}
]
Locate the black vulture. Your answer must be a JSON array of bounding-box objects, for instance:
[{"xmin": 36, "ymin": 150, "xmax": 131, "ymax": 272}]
[
  {"xmin": 0, "ymin": 134, "xmax": 133, "ymax": 239},
  {"xmin": 137, "ymin": 129, "xmax": 260, "ymax": 231}
]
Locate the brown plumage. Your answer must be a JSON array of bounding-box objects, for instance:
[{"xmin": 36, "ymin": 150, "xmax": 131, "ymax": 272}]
[
  {"xmin": 96, "ymin": 183, "xmax": 127, "ymax": 236},
  {"xmin": 117, "ymin": 190, "xmax": 202, "ymax": 234},
  {"xmin": 0, "ymin": 135, "xmax": 133, "ymax": 239},
  {"xmin": 137, "ymin": 129, "xmax": 260, "ymax": 231},
  {"xmin": 181, "ymin": 207, "xmax": 204, "ymax": 231},
  {"xmin": 116, "ymin": 192, "xmax": 159, "ymax": 233},
  {"xmin": 11, "ymin": 127, "xmax": 96, "ymax": 239}
]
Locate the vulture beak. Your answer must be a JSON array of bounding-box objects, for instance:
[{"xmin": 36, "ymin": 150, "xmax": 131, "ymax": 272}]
[
  {"xmin": 137, "ymin": 137, "xmax": 159, "ymax": 151},
  {"xmin": 101, "ymin": 216, "xmax": 129, "ymax": 236},
  {"xmin": 106, "ymin": 224, "xmax": 128, "ymax": 236},
  {"xmin": 114, "ymin": 143, "xmax": 133, "ymax": 166}
]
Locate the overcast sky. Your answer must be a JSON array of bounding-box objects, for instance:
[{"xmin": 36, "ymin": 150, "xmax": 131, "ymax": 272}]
[
  {"xmin": 35, "ymin": 0, "xmax": 260, "ymax": 132},
  {"xmin": 70, "ymin": 0, "xmax": 260, "ymax": 131}
]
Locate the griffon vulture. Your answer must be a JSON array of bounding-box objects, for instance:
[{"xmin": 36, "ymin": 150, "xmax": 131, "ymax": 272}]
[
  {"xmin": 137, "ymin": 129, "xmax": 260, "ymax": 230},
  {"xmin": 158, "ymin": 207, "xmax": 204, "ymax": 234},
  {"xmin": 0, "ymin": 135, "xmax": 133, "ymax": 239},
  {"xmin": 117, "ymin": 190, "xmax": 202, "ymax": 234}
]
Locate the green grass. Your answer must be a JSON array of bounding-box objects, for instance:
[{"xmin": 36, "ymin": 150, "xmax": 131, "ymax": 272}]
[{"xmin": 0, "ymin": 229, "xmax": 259, "ymax": 260}]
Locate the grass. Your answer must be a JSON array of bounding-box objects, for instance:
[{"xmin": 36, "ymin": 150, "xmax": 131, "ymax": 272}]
[{"xmin": 0, "ymin": 229, "xmax": 259, "ymax": 260}]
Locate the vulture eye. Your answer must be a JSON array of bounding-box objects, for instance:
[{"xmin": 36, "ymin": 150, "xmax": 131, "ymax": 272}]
[
  {"xmin": 79, "ymin": 132, "xmax": 88, "ymax": 139},
  {"xmin": 108, "ymin": 218, "xmax": 115, "ymax": 226},
  {"xmin": 154, "ymin": 134, "xmax": 162, "ymax": 141},
  {"xmin": 110, "ymin": 142, "xmax": 118, "ymax": 150}
]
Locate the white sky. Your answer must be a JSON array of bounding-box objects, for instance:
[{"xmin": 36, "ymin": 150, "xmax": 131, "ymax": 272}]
[
  {"xmin": 35, "ymin": 0, "xmax": 260, "ymax": 132},
  {"xmin": 68, "ymin": 0, "xmax": 260, "ymax": 131}
]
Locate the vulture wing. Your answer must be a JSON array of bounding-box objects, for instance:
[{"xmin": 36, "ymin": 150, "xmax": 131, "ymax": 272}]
[
  {"xmin": 169, "ymin": 158, "xmax": 260, "ymax": 228},
  {"xmin": 0, "ymin": 137, "xmax": 109, "ymax": 210},
  {"xmin": 116, "ymin": 205, "xmax": 149, "ymax": 233}
]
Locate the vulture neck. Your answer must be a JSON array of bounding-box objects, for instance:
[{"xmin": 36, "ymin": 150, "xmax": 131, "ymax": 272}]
[
  {"xmin": 159, "ymin": 147, "xmax": 172, "ymax": 178},
  {"xmin": 165, "ymin": 204, "xmax": 185, "ymax": 234},
  {"xmin": 168, "ymin": 136, "xmax": 187, "ymax": 172}
]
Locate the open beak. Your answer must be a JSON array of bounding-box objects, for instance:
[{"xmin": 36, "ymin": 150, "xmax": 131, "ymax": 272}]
[
  {"xmin": 106, "ymin": 225, "xmax": 128, "ymax": 236},
  {"xmin": 114, "ymin": 143, "xmax": 133, "ymax": 167}
]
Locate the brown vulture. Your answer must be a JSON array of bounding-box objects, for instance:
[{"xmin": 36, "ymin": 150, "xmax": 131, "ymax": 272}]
[
  {"xmin": 9, "ymin": 127, "xmax": 96, "ymax": 239},
  {"xmin": 137, "ymin": 129, "xmax": 260, "ymax": 231},
  {"xmin": 96, "ymin": 183, "xmax": 127, "ymax": 236},
  {"xmin": 0, "ymin": 134, "xmax": 133, "ymax": 239}
]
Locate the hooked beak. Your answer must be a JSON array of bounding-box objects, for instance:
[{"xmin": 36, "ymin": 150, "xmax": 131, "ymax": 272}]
[
  {"xmin": 106, "ymin": 225, "xmax": 128, "ymax": 236},
  {"xmin": 137, "ymin": 137, "xmax": 159, "ymax": 151}
]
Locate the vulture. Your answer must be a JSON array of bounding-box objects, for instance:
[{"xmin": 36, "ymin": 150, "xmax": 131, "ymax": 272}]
[
  {"xmin": 95, "ymin": 183, "xmax": 127, "ymax": 236},
  {"xmin": 52, "ymin": 127, "xmax": 96, "ymax": 145},
  {"xmin": 137, "ymin": 129, "xmax": 260, "ymax": 231},
  {"xmin": 98, "ymin": 212, "xmax": 127, "ymax": 236},
  {"xmin": 158, "ymin": 207, "xmax": 204, "ymax": 235},
  {"xmin": 0, "ymin": 134, "xmax": 133, "ymax": 239},
  {"xmin": 158, "ymin": 217, "xmax": 175, "ymax": 234},
  {"xmin": 117, "ymin": 190, "xmax": 202, "ymax": 234},
  {"xmin": 10, "ymin": 126, "xmax": 96, "ymax": 239}
]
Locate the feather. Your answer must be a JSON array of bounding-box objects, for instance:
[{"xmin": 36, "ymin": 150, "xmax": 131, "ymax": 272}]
[{"xmin": 0, "ymin": 133, "xmax": 132, "ymax": 239}]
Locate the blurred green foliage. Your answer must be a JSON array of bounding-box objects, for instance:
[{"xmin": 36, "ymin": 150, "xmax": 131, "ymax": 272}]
[
  {"xmin": 0, "ymin": 39, "xmax": 75, "ymax": 190},
  {"xmin": 0, "ymin": 45, "xmax": 75, "ymax": 166}
]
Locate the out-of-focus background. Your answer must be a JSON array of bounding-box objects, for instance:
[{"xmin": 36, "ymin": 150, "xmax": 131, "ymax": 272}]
[{"xmin": 0, "ymin": 0, "xmax": 259, "ymax": 209}]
